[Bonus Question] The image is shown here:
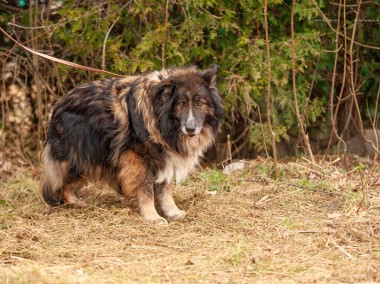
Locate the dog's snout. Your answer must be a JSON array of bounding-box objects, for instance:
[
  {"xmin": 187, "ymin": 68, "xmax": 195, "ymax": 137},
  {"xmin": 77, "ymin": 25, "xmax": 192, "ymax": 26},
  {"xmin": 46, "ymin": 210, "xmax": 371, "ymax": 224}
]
[
  {"xmin": 185, "ymin": 120, "xmax": 196, "ymax": 134},
  {"xmin": 180, "ymin": 109, "xmax": 204, "ymax": 136}
]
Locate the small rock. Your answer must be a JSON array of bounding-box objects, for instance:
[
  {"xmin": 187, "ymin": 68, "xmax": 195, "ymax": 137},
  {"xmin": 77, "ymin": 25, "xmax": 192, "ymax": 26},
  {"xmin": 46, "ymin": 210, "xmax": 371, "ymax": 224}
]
[
  {"xmin": 222, "ymin": 162, "xmax": 245, "ymax": 175},
  {"xmin": 206, "ymin": 191, "xmax": 217, "ymax": 196}
]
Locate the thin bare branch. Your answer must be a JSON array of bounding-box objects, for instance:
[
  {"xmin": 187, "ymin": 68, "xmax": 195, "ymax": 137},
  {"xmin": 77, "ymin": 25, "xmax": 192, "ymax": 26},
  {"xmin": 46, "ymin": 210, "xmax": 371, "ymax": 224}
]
[
  {"xmin": 311, "ymin": 0, "xmax": 380, "ymax": 51},
  {"xmin": 102, "ymin": 16, "xmax": 120, "ymax": 72},
  {"xmin": 257, "ymin": 106, "xmax": 269, "ymax": 159},
  {"xmin": 348, "ymin": 0, "xmax": 380, "ymax": 156},
  {"xmin": 324, "ymin": 0, "xmax": 348, "ymax": 160},
  {"xmin": 162, "ymin": 0, "xmax": 170, "ymax": 70},
  {"xmin": 372, "ymin": 83, "xmax": 380, "ymax": 160},
  {"xmin": 291, "ymin": 0, "xmax": 315, "ymax": 163},
  {"xmin": 263, "ymin": 0, "xmax": 278, "ymax": 177},
  {"xmin": 0, "ymin": 27, "xmax": 124, "ymax": 77}
]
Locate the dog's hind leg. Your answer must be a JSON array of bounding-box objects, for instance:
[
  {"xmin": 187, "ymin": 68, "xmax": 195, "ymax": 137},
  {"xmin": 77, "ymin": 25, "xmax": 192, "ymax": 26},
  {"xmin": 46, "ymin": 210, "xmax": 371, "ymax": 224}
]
[
  {"xmin": 155, "ymin": 183, "xmax": 186, "ymax": 221},
  {"xmin": 42, "ymin": 144, "xmax": 87, "ymax": 207},
  {"xmin": 41, "ymin": 145, "xmax": 67, "ymax": 206},
  {"xmin": 119, "ymin": 151, "xmax": 167, "ymax": 224}
]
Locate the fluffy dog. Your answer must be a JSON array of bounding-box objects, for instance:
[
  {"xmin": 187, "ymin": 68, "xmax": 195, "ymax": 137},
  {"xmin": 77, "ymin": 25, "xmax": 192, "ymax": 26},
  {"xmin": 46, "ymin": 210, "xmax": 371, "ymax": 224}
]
[{"xmin": 42, "ymin": 65, "xmax": 223, "ymax": 224}]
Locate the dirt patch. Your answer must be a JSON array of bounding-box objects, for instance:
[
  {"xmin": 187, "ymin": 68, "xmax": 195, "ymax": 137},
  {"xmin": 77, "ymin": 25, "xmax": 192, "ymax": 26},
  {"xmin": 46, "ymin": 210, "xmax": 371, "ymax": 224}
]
[{"xmin": 0, "ymin": 160, "xmax": 379, "ymax": 283}]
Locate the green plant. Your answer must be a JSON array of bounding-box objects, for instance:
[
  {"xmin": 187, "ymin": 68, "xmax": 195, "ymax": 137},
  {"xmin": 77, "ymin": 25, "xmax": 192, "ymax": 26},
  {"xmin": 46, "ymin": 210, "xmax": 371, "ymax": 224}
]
[
  {"xmin": 1, "ymin": 0, "xmax": 379, "ymax": 162},
  {"xmin": 199, "ymin": 168, "xmax": 228, "ymax": 191}
]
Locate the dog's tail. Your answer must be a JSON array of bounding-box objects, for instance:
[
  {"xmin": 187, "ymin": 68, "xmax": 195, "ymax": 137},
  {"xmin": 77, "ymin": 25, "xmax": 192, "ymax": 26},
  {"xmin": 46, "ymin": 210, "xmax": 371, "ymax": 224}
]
[{"xmin": 41, "ymin": 144, "xmax": 65, "ymax": 206}]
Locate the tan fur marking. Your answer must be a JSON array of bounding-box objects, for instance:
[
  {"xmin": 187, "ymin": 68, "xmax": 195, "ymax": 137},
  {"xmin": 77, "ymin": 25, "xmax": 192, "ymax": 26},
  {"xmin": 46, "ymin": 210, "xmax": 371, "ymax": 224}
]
[
  {"xmin": 112, "ymin": 99, "xmax": 129, "ymax": 127},
  {"xmin": 42, "ymin": 145, "xmax": 68, "ymax": 192},
  {"xmin": 118, "ymin": 151, "xmax": 147, "ymax": 199},
  {"xmin": 109, "ymin": 114, "xmax": 129, "ymax": 167},
  {"xmin": 119, "ymin": 76, "xmax": 139, "ymax": 86},
  {"xmin": 134, "ymin": 74, "xmax": 169, "ymax": 147},
  {"xmin": 110, "ymin": 77, "xmax": 136, "ymax": 167},
  {"xmin": 118, "ymin": 150, "xmax": 167, "ymax": 224}
]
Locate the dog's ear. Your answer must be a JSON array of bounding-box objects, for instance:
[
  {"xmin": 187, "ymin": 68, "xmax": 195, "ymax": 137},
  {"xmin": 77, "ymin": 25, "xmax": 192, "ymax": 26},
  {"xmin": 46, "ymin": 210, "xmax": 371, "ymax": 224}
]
[
  {"xmin": 154, "ymin": 78, "xmax": 176, "ymax": 102},
  {"xmin": 200, "ymin": 64, "xmax": 219, "ymax": 89}
]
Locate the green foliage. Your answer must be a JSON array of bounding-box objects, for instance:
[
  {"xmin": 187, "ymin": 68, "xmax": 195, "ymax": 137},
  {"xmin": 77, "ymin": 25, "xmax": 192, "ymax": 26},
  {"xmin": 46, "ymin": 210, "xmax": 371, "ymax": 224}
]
[
  {"xmin": 199, "ymin": 168, "xmax": 229, "ymax": 191},
  {"xmin": 1, "ymin": 0, "xmax": 379, "ymax": 156}
]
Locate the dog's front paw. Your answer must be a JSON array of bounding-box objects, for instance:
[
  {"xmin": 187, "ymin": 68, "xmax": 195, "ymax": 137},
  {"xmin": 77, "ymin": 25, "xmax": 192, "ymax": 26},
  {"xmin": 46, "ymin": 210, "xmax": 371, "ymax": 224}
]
[
  {"xmin": 143, "ymin": 214, "xmax": 168, "ymax": 225},
  {"xmin": 165, "ymin": 209, "xmax": 186, "ymax": 221}
]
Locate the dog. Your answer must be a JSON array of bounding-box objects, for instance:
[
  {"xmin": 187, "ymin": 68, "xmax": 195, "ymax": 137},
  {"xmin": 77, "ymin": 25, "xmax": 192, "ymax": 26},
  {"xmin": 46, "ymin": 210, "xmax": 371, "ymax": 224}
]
[{"xmin": 42, "ymin": 65, "xmax": 223, "ymax": 224}]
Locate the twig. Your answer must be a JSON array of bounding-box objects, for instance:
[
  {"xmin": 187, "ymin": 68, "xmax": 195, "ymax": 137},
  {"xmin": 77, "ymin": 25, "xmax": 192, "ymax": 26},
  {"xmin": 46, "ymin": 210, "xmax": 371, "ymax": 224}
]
[
  {"xmin": 332, "ymin": 1, "xmax": 380, "ymax": 7},
  {"xmin": 263, "ymin": 0, "xmax": 278, "ymax": 177},
  {"xmin": 162, "ymin": 0, "xmax": 170, "ymax": 70},
  {"xmin": 324, "ymin": 0, "xmax": 349, "ymax": 164},
  {"xmin": 257, "ymin": 105, "xmax": 269, "ymax": 159},
  {"xmin": 372, "ymin": 83, "xmax": 380, "ymax": 160},
  {"xmin": 311, "ymin": 0, "xmax": 380, "ymax": 50},
  {"xmin": 256, "ymin": 189, "xmax": 301, "ymax": 205},
  {"xmin": 295, "ymin": 230, "xmax": 325, "ymax": 234},
  {"xmin": 288, "ymin": 162, "xmax": 324, "ymax": 176},
  {"xmin": 329, "ymin": 238, "xmax": 355, "ymax": 260},
  {"xmin": 347, "ymin": 0, "xmax": 380, "ymax": 156},
  {"xmin": 30, "ymin": 2, "xmax": 44, "ymax": 149},
  {"xmin": 102, "ymin": 16, "xmax": 120, "ymax": 73},
  {"xmin": 0, "ymin": 27, "xmax": 124, "ymax": 77},
  {"xmin": 226, "ymin": 135, "xmax": 232, "ymax": 163},
  {"xmin": 290, "ymin": 0, "xmax": 315, "ymax": 164},
  {"xmin": 8, "ymin": 5, "xmax": 105, "ymax": 30},
  {"xmin": 300, "ymin": 156, "xmax": 323, "ymax": 169}
]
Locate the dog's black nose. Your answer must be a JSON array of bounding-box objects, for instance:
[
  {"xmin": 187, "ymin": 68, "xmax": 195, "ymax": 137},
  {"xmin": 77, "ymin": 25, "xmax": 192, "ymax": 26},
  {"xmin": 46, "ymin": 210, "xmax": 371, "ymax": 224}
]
[
  {"xmin": 185, "ymin": 119, "xmax": 196, "ymax": 135},
  {"xmin": 185, "ymin": 126, "xmax": 196, "ymax": 134}
]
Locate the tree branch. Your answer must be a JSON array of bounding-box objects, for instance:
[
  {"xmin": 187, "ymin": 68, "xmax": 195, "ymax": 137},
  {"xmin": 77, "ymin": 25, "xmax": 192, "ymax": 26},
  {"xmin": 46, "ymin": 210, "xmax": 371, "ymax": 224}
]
[
  {"xmin": 291, "ymin": 0, "xmax": 315, "ymax": 163},
  {"xmin": 264, "ymin": 0, "xmax": 278, "ymax": 176},
  {"xmin": 162, "ymin": 0, "xmax": 170, "ymax": 70}
]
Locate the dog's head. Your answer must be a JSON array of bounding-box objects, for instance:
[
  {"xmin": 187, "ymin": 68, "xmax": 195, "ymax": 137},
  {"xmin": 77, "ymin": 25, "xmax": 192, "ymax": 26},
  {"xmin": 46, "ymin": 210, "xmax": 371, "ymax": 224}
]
[
  {"xmin": 153, "ymin": 65, "xmax": 223, "ymax": 144},
  {"xmin": 174, "ymin": 65, "xmax": 219, "ymax": 137}
]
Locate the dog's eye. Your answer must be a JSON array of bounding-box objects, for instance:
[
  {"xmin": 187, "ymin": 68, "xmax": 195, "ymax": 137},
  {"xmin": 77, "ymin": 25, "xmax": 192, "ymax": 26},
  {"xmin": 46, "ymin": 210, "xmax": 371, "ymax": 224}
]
[
  {"xmin": 196, "ymin": 100, "xmax": 206, "ymax": 107},
  {"xmin": 177, "ymin": 102, "xmax": 185, "ymax": 107}
]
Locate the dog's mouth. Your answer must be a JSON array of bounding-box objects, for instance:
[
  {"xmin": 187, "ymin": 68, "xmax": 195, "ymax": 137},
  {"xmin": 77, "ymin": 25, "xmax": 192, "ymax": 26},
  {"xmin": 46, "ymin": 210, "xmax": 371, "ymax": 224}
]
[{"xmin": 181, "ymin": 125, "xmax": 202, "ymax": 137}]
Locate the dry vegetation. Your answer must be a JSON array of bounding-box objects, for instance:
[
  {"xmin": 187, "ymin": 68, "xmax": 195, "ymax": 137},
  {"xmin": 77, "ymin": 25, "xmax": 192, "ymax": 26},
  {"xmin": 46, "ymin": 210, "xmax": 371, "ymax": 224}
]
[{"xmin": 0, "ymin": 159, "xmax": 379, "ymax": 283}]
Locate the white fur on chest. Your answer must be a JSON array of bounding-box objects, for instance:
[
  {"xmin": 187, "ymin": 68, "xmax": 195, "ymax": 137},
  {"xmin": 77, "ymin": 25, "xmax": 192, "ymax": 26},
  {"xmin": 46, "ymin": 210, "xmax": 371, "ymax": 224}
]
[{"xmin": 155, "ymin": 151, "xmax": 202, "ymax": 185}]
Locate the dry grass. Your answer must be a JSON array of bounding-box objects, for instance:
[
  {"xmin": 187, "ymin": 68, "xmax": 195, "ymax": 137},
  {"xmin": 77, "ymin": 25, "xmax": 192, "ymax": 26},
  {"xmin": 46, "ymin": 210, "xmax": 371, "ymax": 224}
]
[{"xmin": 0, "ymin": 159, "xmax": 379, "ymax": 283}]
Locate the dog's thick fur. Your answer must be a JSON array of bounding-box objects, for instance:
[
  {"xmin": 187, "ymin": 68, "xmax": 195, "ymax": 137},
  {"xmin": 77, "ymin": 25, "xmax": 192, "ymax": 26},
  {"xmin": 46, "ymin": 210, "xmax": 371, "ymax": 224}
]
[{"xmin": 42, "ymin": 65, "xmax": 223, "ymax": 224}]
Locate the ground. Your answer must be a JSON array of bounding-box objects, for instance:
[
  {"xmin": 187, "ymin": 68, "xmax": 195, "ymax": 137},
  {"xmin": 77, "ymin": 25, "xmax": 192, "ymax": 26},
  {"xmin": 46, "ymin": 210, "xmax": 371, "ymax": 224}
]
[{"xmin": 0, "ymin": 159, "xmax": 379, "ymax": 283}]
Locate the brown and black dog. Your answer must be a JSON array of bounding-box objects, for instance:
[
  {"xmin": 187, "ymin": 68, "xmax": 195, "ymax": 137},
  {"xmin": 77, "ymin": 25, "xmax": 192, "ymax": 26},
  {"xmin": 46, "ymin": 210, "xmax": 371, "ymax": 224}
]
[{"xmin": 42, "ymin": 65, "xmax": 223, "ymax": 224}]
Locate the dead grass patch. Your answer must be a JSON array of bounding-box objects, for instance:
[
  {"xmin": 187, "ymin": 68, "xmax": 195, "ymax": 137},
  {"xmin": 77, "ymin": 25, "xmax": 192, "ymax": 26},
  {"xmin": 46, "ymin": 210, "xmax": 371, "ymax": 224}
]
[{"xmin": 0, "ymin": 159, "xmax": 379, "ymax": 283}]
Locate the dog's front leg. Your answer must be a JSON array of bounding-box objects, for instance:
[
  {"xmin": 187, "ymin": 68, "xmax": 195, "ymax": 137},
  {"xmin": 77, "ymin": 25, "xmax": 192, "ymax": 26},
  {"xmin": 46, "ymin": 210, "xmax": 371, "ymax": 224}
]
[
  {"xmin": 137, "ymin": 184, "xmax": 168, "ymax": 225},
  {"xmin": 155, "ymin": 183, "xmax": 186, "ymax": 221},
  {"xmin": 119, "ymin": 151, "xmax": 167, "ymax": 224}
]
